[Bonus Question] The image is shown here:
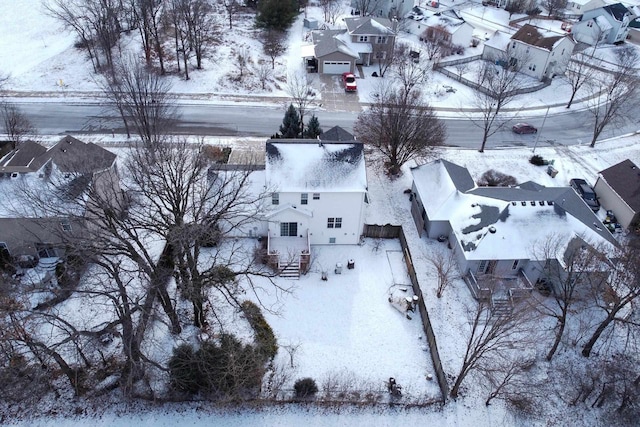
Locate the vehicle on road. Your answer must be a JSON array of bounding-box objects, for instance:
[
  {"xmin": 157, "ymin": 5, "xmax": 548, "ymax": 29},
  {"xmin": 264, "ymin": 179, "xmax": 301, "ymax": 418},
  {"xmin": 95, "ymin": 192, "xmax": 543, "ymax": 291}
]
[
  {"xmin": 569, "ymin": 178, "xmax": 600, "ymax": 212},
  {"xmin": 512, "ymin": 123, "xmax": 538, "ymax": 134},
  {"xmin": 342, "ymin": 72, "xmax": 357, "ymax": 92}
]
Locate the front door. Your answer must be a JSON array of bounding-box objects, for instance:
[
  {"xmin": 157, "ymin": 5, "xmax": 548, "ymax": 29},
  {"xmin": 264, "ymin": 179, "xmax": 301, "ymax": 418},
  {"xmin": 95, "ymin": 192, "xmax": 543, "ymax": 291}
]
[{"xmin": 280, "ymin": 222, "xmax": 298, "ymax": 237}]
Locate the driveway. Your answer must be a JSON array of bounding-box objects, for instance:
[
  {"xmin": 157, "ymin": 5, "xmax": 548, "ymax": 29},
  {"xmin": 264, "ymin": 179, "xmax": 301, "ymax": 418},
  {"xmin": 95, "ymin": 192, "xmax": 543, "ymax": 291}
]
[{"xmin": 310, "ymin": 73, "xmax": 362, "ymax": 113}]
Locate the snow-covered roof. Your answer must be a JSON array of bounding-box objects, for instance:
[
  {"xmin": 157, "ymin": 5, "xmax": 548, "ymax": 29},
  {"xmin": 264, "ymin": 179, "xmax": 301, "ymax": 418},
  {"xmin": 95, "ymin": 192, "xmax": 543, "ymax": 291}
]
[
  {"xmin": 415, "ymin": 9, "xmax": 469, "ymax": 35},
  {"xmin": 344, "ymin": 16, "xmax": 395, "ymax": 35},
  {"xmin": 0, "ymin": 140, "xmax": 49, "ymax": 174},
  {"xmin": 598, "ymin": 159, "xmax": 640, "ymax": 212},
  {"xmin": 412, "ymin": 160, "xmax": 618, "ymax": 261},
  {"xmin": 310, "ymin": 29, "xmax": 360, "ymax": 59},
  {"xmin": 594, "ymin": 15, "xmax": 614, "ymax": 32},
  {"xmin": 265, "ymin": 140, "xmax": 367, "ymax": 193},
  {"xmin": 484, "ymin": 30, "xmax": 511, "ymax": 51},
  {"xmin": 511, "ymin": 24, "xmax": 572, "ymax": 52}
]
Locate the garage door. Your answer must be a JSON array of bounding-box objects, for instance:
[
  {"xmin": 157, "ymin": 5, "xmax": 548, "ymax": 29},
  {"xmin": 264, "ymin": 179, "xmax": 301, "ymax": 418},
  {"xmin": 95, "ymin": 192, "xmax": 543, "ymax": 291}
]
[{"xmin": 323, "ymin": 61, "xmax": 351, "ymax": 74}]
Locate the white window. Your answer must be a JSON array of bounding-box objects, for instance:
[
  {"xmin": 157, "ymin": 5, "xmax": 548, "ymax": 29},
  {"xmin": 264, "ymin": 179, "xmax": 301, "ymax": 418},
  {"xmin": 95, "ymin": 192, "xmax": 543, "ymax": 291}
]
[
  {"xmin": 313, "ymin": 193, "xmax": 320, "ymax": 200},
  {"xmin": 301, "ymin": 193, "xmax": 308, "ymax": 205},
  {"xmin": 272, "ymin": 193, "xmax": 279, "ymax": 205},
  {"xmin": 329, "ymin": 237, "xmax": 336, "ymax": 244},
  {"xmin": 327, "ymin": 217, "xmax": 342, "ymax": 228},
  {"xmin": 377, "ymin": 36, "xmax": 387, "ymax": 44},
  {"xmin": 61, "ymin": 219, "xmax": 72, "ymax": 232},
  {"xmin": 375, "ymin": 51, "xmax": 386, "ymax": 59},
  {"xmin": 512, "ymin": 260, "xmax": 519, "ymax": 270},
  {"xmin": 359, "ymin": 35, "xmax": 368, "ymax": 42}
]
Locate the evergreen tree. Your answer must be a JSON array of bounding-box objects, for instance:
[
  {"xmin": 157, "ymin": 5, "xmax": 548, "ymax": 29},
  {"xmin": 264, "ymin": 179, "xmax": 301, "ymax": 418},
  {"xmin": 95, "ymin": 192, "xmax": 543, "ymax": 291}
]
[
  {"xmin": 256, "ymin": 0, "xmax": 298, "ymax": 31},
  {"xmin": 304, "ymin": 114, "xmax": 323, "ymax": 139},
  {"xmin": 279, "ymin": 104, "xmax": 301, "ymax": 138}
]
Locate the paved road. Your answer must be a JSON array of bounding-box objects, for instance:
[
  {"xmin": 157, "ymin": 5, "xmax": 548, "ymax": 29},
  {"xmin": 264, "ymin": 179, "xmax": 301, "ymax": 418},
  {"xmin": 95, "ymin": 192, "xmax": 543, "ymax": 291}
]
[{"xmin": 13, "ymin": 100, "xmax": 640, "ymax": 149}]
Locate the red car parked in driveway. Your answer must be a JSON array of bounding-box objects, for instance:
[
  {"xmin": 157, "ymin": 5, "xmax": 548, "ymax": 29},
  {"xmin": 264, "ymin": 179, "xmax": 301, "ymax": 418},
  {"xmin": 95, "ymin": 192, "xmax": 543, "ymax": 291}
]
[{"xmin": 342, "ymin": 72, "xmax": 357, "ymax": 92}]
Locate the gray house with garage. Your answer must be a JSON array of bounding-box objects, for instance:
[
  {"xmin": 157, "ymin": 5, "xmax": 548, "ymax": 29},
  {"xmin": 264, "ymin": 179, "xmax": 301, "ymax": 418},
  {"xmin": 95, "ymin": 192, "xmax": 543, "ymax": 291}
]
[{"xmin": 302, "ymin": 16, "xmax": 396, "ymax": 74}]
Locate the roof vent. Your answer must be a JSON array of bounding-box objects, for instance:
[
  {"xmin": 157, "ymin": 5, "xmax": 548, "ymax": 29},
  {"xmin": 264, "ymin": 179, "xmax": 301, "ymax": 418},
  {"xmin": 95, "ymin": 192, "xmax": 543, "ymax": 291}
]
[{"xmin": 489, "ymin": 226, "xmax": 497, "ymax": 234}]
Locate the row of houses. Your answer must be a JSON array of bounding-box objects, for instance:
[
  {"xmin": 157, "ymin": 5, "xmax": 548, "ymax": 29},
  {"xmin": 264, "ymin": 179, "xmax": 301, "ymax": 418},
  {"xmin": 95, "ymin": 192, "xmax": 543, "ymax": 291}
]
[
  {"xmin": 2, "ymin": 133, "xmax": 638, "ymax": 302},
  {"xmin": 302, "ymin": 2, "xmax": 638, "ymax": 84}
]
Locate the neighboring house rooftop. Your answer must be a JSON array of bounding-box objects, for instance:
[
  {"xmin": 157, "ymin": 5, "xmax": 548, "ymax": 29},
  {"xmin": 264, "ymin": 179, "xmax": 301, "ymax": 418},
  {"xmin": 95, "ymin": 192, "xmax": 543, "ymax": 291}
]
[
  {"xmin": 265, "ymin": 140, "xmax": 367, "ymax": 193},
  {"xmin": 603, "ymin": 3, "xmax": 630, "ymax": 21},
  {"xmin": 594, "ymin": 15, "xmax": 614, "ymax": 32},
  {"xmin": 484, "ymin": 30, "xmax": 512, "ymax": 50},
  {"xmin": 320, "ymin": 126, "xmax": 356, "ymax": 142},
  {"xmin": 48, "ymin": 135, "xmax": 117, "ymax": 173},
  {"xmin": 417, "ymin": 9, "xmax": 468, "ymax": 33},
  {"xmin": 0, "ymin": 140, "xmax": 49, "ymax": 174},
  {"xmin": 344, "ymin": 16, "xmax": 396, "ymax": 35},
  {"xmin": 599, "ymin": 159, "xmax": 640, "ymax": 212},
  {"xmin": 412, "ymin": 160, "xmax": 617, "ymax": 260},
  {"xmin": 511, "ymin": 24, "xmax": 567, "ymax": 51}
]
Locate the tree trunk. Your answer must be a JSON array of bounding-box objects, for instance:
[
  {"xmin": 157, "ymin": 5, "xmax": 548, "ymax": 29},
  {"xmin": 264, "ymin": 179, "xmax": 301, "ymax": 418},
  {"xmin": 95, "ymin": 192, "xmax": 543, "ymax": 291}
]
[
  {"xmin": 582, "ymin": 312, "xmax": 615, "ymax": 357},
  {"xmin": 546, "ymin": 317, "xmax": 565, "ymax": 361},
  {"xmin": 566, "ymin": 90, "xmax": 577, "ymax": 108}
]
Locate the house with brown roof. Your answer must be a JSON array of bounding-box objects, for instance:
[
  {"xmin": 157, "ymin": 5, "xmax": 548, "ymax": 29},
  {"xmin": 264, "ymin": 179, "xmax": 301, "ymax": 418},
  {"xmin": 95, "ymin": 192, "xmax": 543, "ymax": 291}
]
[
  {"xmin": 594, "ymin": 159, "xmax": 640, "ymax": 230},
  {"xmin": 482, "ymin": 24, "xmax": 575, "ymax": 81},
  {"xmin": 0, "ymin": 136, "xmax": 118, "ymax": 259}
]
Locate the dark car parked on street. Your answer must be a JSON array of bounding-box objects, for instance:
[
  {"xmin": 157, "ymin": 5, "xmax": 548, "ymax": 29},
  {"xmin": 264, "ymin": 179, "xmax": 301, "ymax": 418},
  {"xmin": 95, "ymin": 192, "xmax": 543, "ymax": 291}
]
[
  {"xmin": 512, "ymin": 123, "xmax": 538, "ymax": 134},
  {"xmin": 570, "ymin": 178, "xmax": 600, "ymax": 212}
]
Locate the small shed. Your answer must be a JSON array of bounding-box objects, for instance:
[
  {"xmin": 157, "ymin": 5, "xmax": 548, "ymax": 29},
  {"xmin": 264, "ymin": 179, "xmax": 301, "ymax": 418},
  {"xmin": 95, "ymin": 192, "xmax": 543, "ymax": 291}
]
[
  {"xmin": 594, "ymin": 159, "xmax": 640, "ymax": 230},
  {"xmin": 304, "ymin": 18, "xmax": 319, "ymax": 29}
]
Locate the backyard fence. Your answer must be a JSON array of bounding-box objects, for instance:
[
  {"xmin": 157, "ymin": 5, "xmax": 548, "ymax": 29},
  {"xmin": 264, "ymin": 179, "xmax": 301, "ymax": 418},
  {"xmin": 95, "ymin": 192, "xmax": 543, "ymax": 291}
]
[
  {"xmin": 433, "ymin": 56, "xmax": 551, "ymax": 99},
  {"xmin": 363, "ymin": 224, "xmax": 450, "ymax": 401}
]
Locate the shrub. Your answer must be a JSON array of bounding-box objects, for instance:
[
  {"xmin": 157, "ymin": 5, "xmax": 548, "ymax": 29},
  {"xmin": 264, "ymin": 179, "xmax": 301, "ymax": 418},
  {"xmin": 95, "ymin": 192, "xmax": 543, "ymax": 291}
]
[
  {"xmin": 529, "ymin": 155, "xmax": 545, "ymax": 166},
  {"xmin": 168, "ymin": 344, "xmax": 201, "ymax": 394},
  {"xmin": 241, "ymin": 300, "xmax": 278, "ymax": 361},
  {"xmin": 477, "ymin": 169, "xmax": 518, "ymax": 187},
  {"xmin": 168, "ymin": 335, "xmax": 265, "ymax": 399},
  {"xmin": 294, "ymin": 377, "xmax": 318, "ymax": 399}
]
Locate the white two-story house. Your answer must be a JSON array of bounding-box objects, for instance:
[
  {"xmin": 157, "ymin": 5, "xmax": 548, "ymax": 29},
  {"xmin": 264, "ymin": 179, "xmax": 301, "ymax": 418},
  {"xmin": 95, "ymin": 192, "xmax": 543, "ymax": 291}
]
[
  {"xmin": 483, "ymin": 24, "xmax": 575, "ymax": 81},
  {"xmin": 572, "ymin": 3, "xmax": 633, "ymax": 45},
  {"xmin": 263, "ymin": 135, "xmax": 368, "ymax": 276}
]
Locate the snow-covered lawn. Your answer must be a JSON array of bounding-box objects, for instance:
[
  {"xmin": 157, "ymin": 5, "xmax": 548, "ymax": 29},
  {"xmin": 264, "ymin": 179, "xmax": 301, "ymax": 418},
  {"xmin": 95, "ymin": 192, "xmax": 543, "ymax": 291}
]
[{"xmin": 254, "ymin": 238, "xmax": 441, "ymax": 401}]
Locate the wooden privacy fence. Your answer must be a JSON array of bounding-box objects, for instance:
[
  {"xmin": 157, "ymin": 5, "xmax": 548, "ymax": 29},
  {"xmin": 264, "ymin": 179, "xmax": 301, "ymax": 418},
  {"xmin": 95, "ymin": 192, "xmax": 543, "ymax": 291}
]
[{"xmin": 363, "ymin": 224, "xmax": 450, "ymax": 401}]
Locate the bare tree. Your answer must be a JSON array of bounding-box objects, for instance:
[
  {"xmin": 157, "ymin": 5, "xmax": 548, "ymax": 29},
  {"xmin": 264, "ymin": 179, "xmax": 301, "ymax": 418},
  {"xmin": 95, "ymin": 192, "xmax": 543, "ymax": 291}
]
[
  {"xmin": 256, "ymin": 61, "xmax": 273, "ymax": 90},
  {"xmin": 450, "ymin": 300, "xmax": 539, "ymax": 398},
  {"xmin": 129, "ymin": 0, "xmax": 166, "ymax": 73},
  {"xmin": 351, "ymin": 0, "xmax": 382, "ymax": 15},
  {"xmin": 541, "ymin": 0, "xmax": 568, "ymax": 17},
  {"xmin": 1, "ymin": 102, "xmax": 35, "ymax": 149},
  {"xmin": 178, "ymin": 0, "xmax": 219, "ymax": 70},
  {"xmin": 285, "ymin": 71, "xmax": 316, "ymax": 136},
  {"xmin": 482, "ymin": 355, "xmax": 538, "ymax": 407},
  {"xmin": 422, "ymin": 38, "xmax": 445, "ymax": 61},
  {"xmin": 587, "ymin": 46, "xmax": 640, "ymax": 148},
  {"xmin": 326, "ymin": 0, "xmax": 343, "ymax": 26},
  {"xmin": 263, "ymin": 30, "xmax": 286, "ymax": 70},
  {"xmin": 422, "ymin": 25, "xmax": 451, "ymax": 60},
  {"xmin": 354, "ymin": 85, "xmax": 446, "ymax": 175},
  {"xmin": 222, "ymin": 0, "xmax": 242, "ymax": 29},
  {"xmin": 426, "ymin": 249, "xmax": 458, "ymax": 298},
  {"xmin": 471, "ymin": 56, "xmax": 525, "ymax": 152},
  {"xmin": 237, "ymin": 48, "xmax": 250, "ymax": 79},
  {"xmin": 582, "ymin": 240, "xmax": 640, "ymax": 357},
  {"xmin": 392, "ymin": 44, "xmax": 429, "ymax": 98},
  {"xmin": 505, "ymin": 0, "xmax": 530, "ymax": 18},
  {"xmin": 564, "ymin": 49, "xmax": 600, "ymax": 109},
  {"xmin": 531, "ymin": 235, "xmax": 609, "ymax": 361},
  {"xmin": 102, "ymin": 56, "xmax": 178, "ymax": 144}
]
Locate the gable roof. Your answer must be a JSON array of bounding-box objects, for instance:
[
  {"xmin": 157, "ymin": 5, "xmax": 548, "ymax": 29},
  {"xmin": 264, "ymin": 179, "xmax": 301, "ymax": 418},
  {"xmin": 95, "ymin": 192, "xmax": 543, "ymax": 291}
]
[
  {"xmin": 310, "ymin": 29, "xmax": 360, "ymax": 59},
  {"xmin": 511, "ymin": 24, "xmax": 568, "ymax": 51},
  {"xmin": 599, "ymin": 159, "xmax": 640, "ymax": 212},
  {"xmin": 412, "ymin": 160, "xmax": 618, "ymax": 261},
  {"xmin": 603, "ymin": 3, "xmax": 630, "ymax": 21},
  {"xmin": 48, "ymin": 135, "xmax": 117, "ymax": 173},
  {"xmin": 265, "ymin": 140, "xmax": 367, "ymax": 193},
  {"xmin": 0, "ymin": 140, "xmax": 49, "ymax": 174},
  {"xmin": 344, "ymin": 16, "xmax": 395, "ymax": 35},
  {"xmin": 321, "ymin": 126, "xmax": 355, "ymax": 142}
]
